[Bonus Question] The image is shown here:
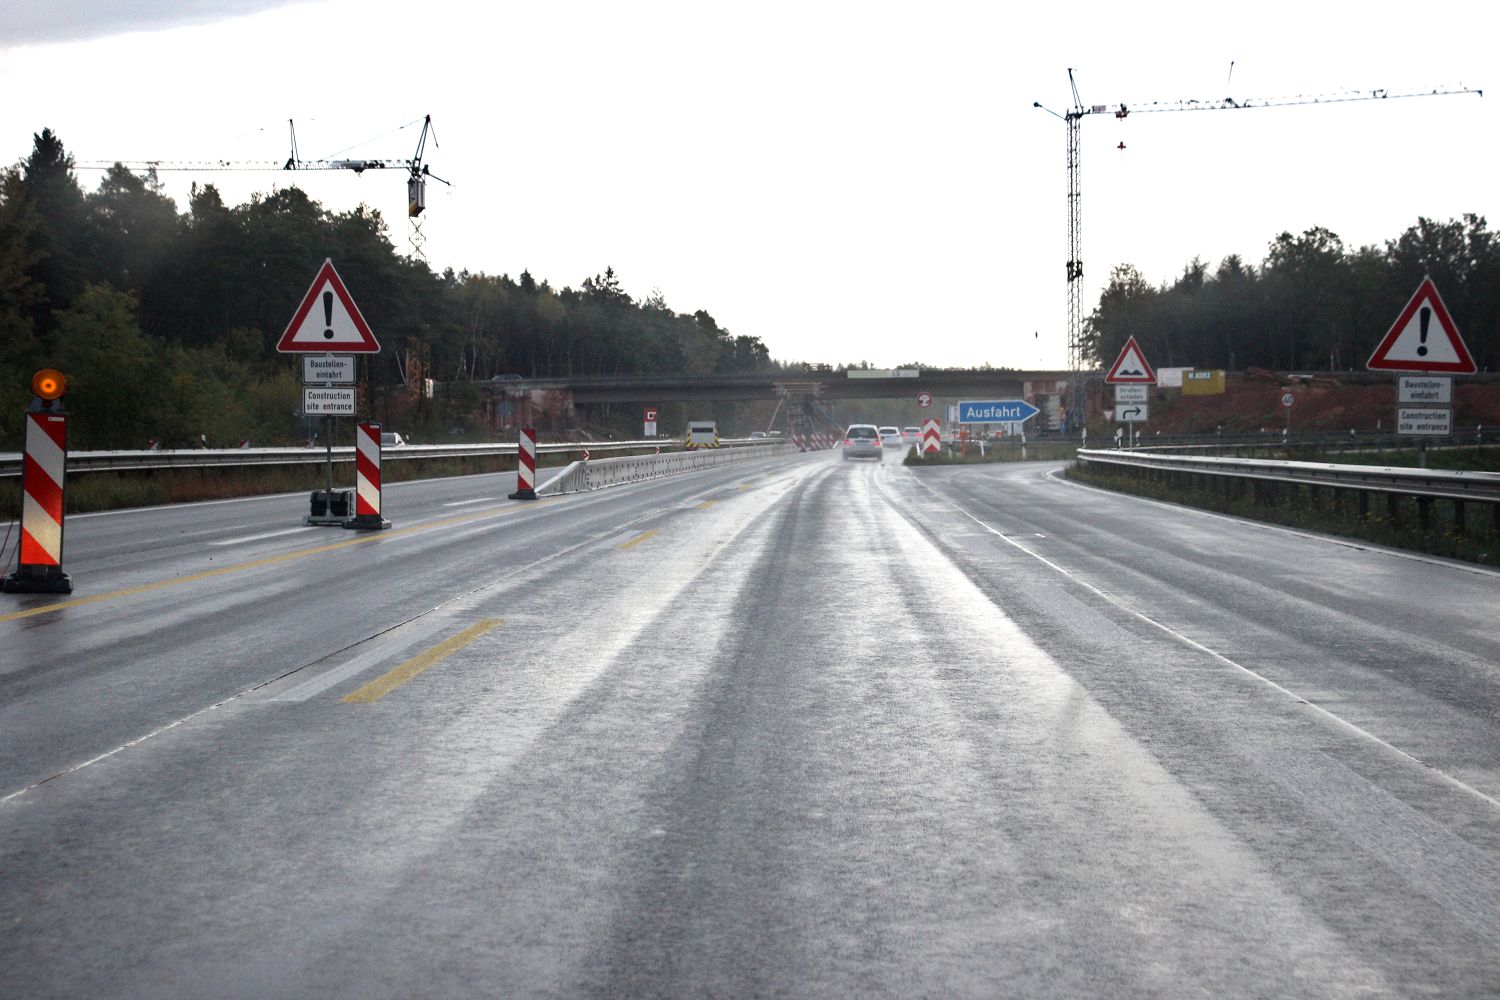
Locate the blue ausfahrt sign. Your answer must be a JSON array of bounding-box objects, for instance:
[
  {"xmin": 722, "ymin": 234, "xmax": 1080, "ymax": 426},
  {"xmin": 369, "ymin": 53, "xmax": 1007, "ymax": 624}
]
[{"xmin": 956, "ymin": 399, "xmax": 1040, "ymax": 424}]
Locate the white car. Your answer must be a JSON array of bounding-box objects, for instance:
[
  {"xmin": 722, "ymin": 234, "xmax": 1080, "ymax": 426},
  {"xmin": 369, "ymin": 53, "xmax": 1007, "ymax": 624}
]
[
  {"xmin": 878, "ymin": 426, "xmax": 902, "ymax": 448},
  {"xmin": 842, "ymin": 424, "xmax": 882, "ymax": 460}
]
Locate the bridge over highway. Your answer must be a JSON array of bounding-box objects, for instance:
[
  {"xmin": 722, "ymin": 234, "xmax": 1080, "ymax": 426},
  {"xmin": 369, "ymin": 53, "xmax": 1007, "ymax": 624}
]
[
  {"xmin": 482, "ymin": 368, "xmax": 1079, "ymax": 437},
  {"xmin": 485, "ymin": 368, "xmax": 1079, "ymax": 403}
]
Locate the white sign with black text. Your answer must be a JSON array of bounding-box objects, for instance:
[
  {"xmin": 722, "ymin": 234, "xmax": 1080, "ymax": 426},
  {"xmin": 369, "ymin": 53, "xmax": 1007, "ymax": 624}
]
[
  {"xmin": 303, "ymin": 386, "xmax": 357, "ymax": 416},
  {"xmin": 302, "ymin": 354, "xmax": 356, "ymax": 385},
  {"xmin": 1397, "ymin": 407, "xmax": 1452, "ymax": 436},
  {"xmin": 1113, "ymin": 384, "xmax": 1149, "ymax": 404},
  {"xmin": 1397, "ymin": 375, "xmax": 1452, "ymax": 405}
]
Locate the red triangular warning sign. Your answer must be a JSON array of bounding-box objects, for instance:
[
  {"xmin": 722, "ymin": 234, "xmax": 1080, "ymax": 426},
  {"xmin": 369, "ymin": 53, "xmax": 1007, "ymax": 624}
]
[
  {"xmin": 1104, "ymin": 336, "xmax": 1156, "ymax": 384},
  {"xmin": 277, "ymin": 259, "xmax": 380, "ymax": 353},
  {"xmin": 1367, "ymin": 277, "xmax": 1475, "ymax": 373}
]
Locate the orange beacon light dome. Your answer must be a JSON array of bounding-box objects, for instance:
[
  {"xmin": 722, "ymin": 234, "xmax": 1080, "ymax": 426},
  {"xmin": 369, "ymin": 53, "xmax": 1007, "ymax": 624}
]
[{"xmin": 32, "ymin": 369, "xmax": 66, "ymax": 401}]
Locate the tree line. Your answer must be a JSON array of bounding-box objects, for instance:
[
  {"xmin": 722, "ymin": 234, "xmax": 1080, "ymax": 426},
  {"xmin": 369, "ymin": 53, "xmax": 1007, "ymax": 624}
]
[
  {"xmin": 0, "ymin": 130, "xmax": 776, "ymax": 448},
  {"xmin": 1085, "ymin": 218, "xmax": 1499, "ymax": 374},
  {"xmin": 7, "ymin": 128, "xmax": 1493, "ymax": 449}
]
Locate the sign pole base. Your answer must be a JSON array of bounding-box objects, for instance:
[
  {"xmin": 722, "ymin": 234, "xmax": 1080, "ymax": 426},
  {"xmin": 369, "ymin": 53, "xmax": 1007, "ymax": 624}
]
[
  {"xmin": 305, "ymin": 489, "xmax": 355, "ymax": 526},
  {"xmin": 3, "ymin": 566, "xmax": 73, "ymax": 594},
  {"xmin": 508, "ymin": 488, "xmax": 537, "ymax": 501},
  {"xmin": 343, "ymin": 514, "xmax": 391, "ymax": 531}
]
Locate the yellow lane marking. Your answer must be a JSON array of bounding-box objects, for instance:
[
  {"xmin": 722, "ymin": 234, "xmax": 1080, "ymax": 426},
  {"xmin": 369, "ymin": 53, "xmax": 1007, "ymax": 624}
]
[
  {"xmin": 617, "ymin": 529, "xmax": 658, "ymax": 550},
  {"xmin": 695, "ymin": 499, "xmax": 720, "ymax": 509},
  {"xmin": 342, "ymin": 618, "xmax": 503, "ymax": 704},
  {"xmin": 0, "ymin": 500, "xmax": 555, "ymax": 624}
]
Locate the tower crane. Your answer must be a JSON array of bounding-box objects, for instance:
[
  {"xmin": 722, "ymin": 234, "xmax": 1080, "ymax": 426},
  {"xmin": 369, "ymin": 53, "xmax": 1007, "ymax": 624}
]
[
  {"xmin": 77, "ymin": 115, "xmax": 451, "ymax": 262},
  {"xmin": 1033, "ymin": 70, "xmax": 1482, "ymax": 426}
]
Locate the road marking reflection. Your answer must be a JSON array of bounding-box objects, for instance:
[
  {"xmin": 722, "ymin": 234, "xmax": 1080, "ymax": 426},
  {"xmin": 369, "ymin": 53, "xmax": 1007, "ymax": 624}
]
[
  {"xmin": 617, "ymin": 529, "xmax": 658, "ymax": 550},
  {"xmin": 208, "ymin": 527, "xmax": 318, "ymax": 547},
  {"xmin": 342, "ymin": 618, "xmax": 503, "ymax": 704}
]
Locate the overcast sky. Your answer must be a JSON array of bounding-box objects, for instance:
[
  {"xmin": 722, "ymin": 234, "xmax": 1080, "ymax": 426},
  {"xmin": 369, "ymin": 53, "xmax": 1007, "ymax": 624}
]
[{"xmin": 2, "ymin": 0, "xmax": 1495, "ymax": 370}]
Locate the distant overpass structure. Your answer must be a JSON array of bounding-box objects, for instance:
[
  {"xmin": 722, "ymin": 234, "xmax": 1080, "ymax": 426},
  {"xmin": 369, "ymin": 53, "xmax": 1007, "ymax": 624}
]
[
  {"xmin": 480, "ymin": 368, "xmax": 1080, "ymax": 438},
  {"xmin": 486, "ymin": 369, "xmax": 1077, "ymax": 403}
]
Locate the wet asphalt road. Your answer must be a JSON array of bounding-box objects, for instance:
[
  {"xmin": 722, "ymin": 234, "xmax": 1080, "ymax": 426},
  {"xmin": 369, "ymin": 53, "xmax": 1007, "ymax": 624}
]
[{"xmin": 3, "ymin": 448, "xmax": 1500, "ymax": 998}]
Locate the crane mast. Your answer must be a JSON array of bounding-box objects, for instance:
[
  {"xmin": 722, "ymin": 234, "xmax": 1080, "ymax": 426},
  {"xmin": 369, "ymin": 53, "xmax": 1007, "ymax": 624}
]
[{"xmin": 1037, "ymin": 73, "xmax": 1482, "ymax": 427}]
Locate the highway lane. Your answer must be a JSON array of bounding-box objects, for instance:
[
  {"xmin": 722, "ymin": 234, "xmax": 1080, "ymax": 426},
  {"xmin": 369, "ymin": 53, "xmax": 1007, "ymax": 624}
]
[
  {"xmin": 0, "ymin": 459, "xmax": 800, "ymax": 794},
  {"xmin": 3, "ymin": 448, "xmax": 1500, "ymax": 997}
]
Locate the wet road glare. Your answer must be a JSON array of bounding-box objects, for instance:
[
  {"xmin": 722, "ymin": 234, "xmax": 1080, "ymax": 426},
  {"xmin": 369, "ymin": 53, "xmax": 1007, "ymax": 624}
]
[{"xmin": 3, "ymin": 447, "xmax": 1499, "ymax": 997}]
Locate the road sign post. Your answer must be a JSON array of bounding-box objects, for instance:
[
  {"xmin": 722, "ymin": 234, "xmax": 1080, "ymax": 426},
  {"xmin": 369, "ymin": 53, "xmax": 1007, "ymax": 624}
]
[
  {"xmin": 1367, "ymin": 277, "xmax": 1473, "ymax": 467},
  {"xmin": 1105, "ymin": 338, "xmax": 1155, "ymax": 446},
  {"xmin": 280, "ymin": 262, "xmax": 379, "ymax": 525}
]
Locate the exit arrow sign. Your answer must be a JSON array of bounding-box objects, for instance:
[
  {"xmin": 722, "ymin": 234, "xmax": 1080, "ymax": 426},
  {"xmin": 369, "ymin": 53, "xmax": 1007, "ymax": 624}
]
[{"xmin": 956, "ymin": 399, "xmax": 1040, "ymax": 424}]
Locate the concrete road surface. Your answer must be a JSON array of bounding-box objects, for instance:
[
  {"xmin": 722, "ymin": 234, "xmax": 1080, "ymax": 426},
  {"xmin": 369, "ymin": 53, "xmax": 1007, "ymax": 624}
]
[{"xmin": 3, "ymin": 450, "xmax": 1499, "ymax": 998}]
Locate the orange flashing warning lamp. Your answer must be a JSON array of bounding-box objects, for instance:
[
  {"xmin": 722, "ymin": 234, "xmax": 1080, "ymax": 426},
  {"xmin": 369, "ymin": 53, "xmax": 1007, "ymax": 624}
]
[{"xmin": 32, "ymin": 369, "xmax": 66, "ymax": 401}]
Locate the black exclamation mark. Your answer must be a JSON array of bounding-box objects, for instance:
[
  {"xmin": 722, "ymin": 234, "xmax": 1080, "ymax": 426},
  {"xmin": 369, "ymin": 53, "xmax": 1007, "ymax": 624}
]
[
  {"xmin": 1416, "ymin": 306, "xmax": 1431, "ymax": 356},
  {"xmin": 323, "ymin": 291, "xmax": 334, "ymax": 340}
]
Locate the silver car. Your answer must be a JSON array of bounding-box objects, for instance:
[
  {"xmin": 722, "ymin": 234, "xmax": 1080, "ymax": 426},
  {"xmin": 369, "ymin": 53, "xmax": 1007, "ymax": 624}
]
[{"xmin": 842, "ymin": 424, "xmax": 882, "ymax": 460}]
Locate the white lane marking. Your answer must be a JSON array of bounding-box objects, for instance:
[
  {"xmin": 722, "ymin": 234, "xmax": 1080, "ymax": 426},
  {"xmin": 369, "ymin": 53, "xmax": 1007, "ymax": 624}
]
[
  {"xmin": 1261, "ymin": 748, "xmax": 1500, "ymax": 940},
  {"xmin": 208, "ymin": 527, "xmax": 319, "ymax": 547},
  {"xmin": 442, "ymin": 497, "xmax": 499, "ymax": 507},
  {"xmin": 0, "ymin": 685, "xmax": 260, "ymax": 806},
  {"xmin": 937, "ymin": 489, "xmax": 1500, "ymax": 813},
  {"xmin": 894, "ymin": 476, "xmax": 1500, "ymax": 815}
]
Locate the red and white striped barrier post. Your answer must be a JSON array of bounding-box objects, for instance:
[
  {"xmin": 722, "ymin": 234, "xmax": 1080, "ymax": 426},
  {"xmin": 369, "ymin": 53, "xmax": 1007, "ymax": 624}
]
[
  {"xmin": 5, "ymin": 370, "xmax": 72, "ymax": 594},
  {"xmin": 922, "ymin": 418, "xmax": 941, "ymax": 458},
  {"xmin": 346, "ymin": 421, "xmax": 391, "ymax": 530},
  {"xmin": 509, "ymin": 426, "xmax": 538, "ymax": 500}
]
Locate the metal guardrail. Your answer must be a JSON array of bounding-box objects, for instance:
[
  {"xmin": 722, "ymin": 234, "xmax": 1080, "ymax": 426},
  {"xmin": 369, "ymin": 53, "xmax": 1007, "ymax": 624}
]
[
  {"xmin": 1075, "ymin": 449, "xmax": 1500, "ymax": 503},
  {"xmin": 0, "ymin": 438, "xmax": 784, "ymax": 478},
  {"xmin": 1111, "ymin": 425, "xmax": 1497, "ymax": 457},
  {"xmin": 539, "ymin": 442, "xmax": 800, "ymax": 495}
]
